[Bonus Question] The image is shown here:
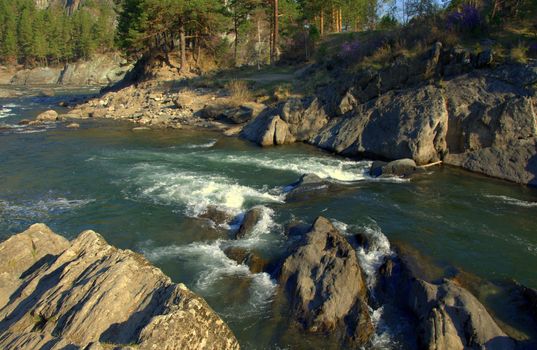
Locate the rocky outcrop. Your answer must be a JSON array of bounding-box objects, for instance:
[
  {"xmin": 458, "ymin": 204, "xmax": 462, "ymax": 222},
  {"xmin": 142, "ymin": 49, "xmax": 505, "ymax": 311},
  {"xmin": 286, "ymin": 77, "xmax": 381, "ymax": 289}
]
[
  {"xmin": 279, "ymin": 216, "xmax": 373, "ymax": 346},
  {"xmin": 0, "ymin": 224, "xmax": 240, "ymax": 350},
  {"xmin": 409, "ymin": 279, "xmax": 515, "ymax": 350},
  {"xmin": 10, "ymin": 54, "xmax": 131, "ymax": 86},
  {"xmin": 240, "ymin": 112, "xmax": 295, "ymax": 146},
  {"xmin": 313, "ymin": 84, "xmax": 449, "ymax": 165}
]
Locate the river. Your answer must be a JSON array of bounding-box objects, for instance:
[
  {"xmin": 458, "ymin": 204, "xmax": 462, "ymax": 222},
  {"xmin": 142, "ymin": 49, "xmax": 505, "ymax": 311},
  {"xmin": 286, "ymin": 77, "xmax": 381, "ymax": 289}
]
[{"xmin": 1, "ymin": 87, "xmax": 537, "ymax": 349}]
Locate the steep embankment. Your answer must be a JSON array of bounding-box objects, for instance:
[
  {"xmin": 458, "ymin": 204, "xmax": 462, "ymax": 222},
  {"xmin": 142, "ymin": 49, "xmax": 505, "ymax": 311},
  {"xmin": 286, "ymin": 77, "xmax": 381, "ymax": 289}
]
[{"xmin": 0, "ymin": 224, "xmax": 240, "ymax": 350}]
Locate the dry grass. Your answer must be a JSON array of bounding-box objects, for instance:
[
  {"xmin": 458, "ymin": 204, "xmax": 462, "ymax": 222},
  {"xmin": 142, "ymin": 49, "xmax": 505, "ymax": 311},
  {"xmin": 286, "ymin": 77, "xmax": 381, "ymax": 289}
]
[
  {"xmin": 510, "ymin": 43, "xmax": 528, "ymax": 63},
  {"xmin": 225, "ymin": 80, "xmax": 253, "ymax": 106}
]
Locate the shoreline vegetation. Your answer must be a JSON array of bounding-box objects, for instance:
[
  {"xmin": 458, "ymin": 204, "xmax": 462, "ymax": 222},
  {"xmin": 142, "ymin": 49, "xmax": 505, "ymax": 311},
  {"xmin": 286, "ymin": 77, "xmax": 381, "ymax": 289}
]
[{"xmin": 1, "ymin": 0, "xmax": 537, "ymax": 348}]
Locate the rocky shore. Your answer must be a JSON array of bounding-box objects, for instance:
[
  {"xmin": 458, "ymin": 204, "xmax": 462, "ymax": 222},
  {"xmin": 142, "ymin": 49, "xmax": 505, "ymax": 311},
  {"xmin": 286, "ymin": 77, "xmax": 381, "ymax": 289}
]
[
  {"xmin": 40, "ymin": 42, "xmax": 537, "ymax": 187},
  {"xmin": 0, "ymin": 224, "xmax": 240, "ymax": 350}
]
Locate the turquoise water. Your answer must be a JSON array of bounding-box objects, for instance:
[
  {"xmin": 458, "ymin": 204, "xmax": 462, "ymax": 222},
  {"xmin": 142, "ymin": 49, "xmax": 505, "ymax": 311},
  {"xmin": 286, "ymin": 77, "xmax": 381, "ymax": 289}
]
[{"xmin": 1, "ymin": 90, "xmax": 537, "ymax": 348}]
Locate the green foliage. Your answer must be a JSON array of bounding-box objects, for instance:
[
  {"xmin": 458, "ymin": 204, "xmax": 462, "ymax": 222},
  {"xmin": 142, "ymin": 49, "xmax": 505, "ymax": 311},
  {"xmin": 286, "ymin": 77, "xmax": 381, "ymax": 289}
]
[{"xmin": 0, "ymin": 0, "xmax": 116, "ymax": 66}]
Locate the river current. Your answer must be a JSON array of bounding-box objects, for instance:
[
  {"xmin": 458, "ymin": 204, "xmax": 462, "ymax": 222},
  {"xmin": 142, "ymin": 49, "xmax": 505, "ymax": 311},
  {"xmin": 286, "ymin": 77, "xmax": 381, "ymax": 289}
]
[{"xmin": 1, "ymin": 88, "xmax": 537, "ymax": 348}]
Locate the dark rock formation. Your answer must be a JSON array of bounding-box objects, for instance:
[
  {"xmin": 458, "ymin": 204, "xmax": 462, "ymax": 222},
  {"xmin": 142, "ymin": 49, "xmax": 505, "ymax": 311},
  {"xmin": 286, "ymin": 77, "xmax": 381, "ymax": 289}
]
[
  {"xmin": 370, "ymin": 158, "xmax": 425, "ymax": 178},
  {"xmin": 0, "ymin": 224, "xmax": 240, "ymax": 350},
  {"xmin": 279, "ymin": 216, "xmax": 374, "ymax": 346},
  {"xmin": 235, "ymin": 207, "xmax": 263, "ymax": 239},
  {"xmin": 409, "ymin": 279, "xmax": 515, "ymax": 350},
  {"xmin": 224, "ymin": 246, "xmax": 267, "ymax": 274}
]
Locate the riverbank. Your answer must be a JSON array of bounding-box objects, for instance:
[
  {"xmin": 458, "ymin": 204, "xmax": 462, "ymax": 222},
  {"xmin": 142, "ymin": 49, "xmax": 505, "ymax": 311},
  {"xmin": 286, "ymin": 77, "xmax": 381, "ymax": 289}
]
[{"xmin": 35, "ymin": 43, "xmax": 537, "ymax": 187}]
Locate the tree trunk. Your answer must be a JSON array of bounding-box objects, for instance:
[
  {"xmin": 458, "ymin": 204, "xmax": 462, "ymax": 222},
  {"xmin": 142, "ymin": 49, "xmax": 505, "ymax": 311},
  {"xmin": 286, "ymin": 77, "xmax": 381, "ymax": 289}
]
[
  {"xmin": 179, "ymin": 22, "xmax": 187, "ymax": 72},
  {"xmin": 234, "ymin": 16, "xmax": 239, "ymax": 66},
  {"xmin": 271, "ymin": 0, "xmax": 279, "ymax": 65},
  {"xmin": 320, "ymin": 10, "xmax": 324, "ymax": 36}
]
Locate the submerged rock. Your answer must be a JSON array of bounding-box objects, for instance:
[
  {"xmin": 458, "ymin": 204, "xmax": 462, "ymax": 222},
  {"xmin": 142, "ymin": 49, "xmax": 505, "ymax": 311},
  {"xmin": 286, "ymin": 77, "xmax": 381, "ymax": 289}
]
[
  {"xmin": 285, "ymin": 174, "xmax": 347, "ymax": 202},
  {"xmin": 279, "ymin": 216, "xmax": 373, "ymax": 346},
  {"xmin": 0, "ymin": 224, "xmax": 240, "ymax": 350},
  {"xmin": 370, "ymin": 158, "xmax": 424, "ymax": 178},
  {"xmin": 224, "ymin": 246, "xmax": 268, "ymax": 274},
  {"xmin": 36, "ymin": 109, "xmax": 59, "ymax": 122},
  {"xmin": 199, "ymin": 205, "xmax": 234, "ymax": 225},
  {"xmin": 66, "ymin": 122, "xmax": 80, "ymax": 129},
  {"xmin": 235, "ymin": 207, "xmax": 263, "ymax": 239}
]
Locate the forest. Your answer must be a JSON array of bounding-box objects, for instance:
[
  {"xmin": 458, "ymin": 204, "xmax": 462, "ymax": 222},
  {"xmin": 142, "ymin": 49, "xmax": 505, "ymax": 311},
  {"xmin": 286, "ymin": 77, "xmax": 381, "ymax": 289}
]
[{"xmin": 0, "ymin": 0, "xmax": 535, "ymax": 68}]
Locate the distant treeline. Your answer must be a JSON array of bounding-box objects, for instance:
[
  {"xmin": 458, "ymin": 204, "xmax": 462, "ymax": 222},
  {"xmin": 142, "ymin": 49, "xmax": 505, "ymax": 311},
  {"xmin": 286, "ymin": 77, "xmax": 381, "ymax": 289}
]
[{"xmin": 0, "ymin": 0, "xmax": 115, "ymax": 66}]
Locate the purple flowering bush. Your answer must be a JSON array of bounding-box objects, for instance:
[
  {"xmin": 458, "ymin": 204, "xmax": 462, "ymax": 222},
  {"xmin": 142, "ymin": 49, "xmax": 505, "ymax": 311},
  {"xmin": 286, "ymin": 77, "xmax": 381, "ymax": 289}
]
[
  {"xmin": 340, "ymin": 40, "xmax": 361, "ymax": 59},
  {"xmin": 446, "ymin": 5, "xmax": 481, "ymax": 32}
]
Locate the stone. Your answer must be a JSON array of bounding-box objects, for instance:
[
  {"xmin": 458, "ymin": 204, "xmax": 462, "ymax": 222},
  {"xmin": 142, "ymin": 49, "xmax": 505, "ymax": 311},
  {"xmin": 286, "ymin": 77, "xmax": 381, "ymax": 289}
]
[
  {"xmin": 408, "ymin": 279, "xmax": 515, "ymax": 350},
  {"xmin": 0, "ymin": 224, "xmax": 240, "ymax": 350},
  {"xmin": 224, "ymin": 247, "xmax": 268, "ymax": 274},
  {"xmin": 40, "ymin": 89, "xmax": 55, "ymax": 97},
  {"xmin": 279, "ymin": 216, "xmax": 373, "ymax": 345},
  {"xmin": 370, "ymin": 158, "xmax": 422, "ymax": 178},
  {"xmin": 36, "ymin": 109, "xmax": 59, "ymax": 122},
  {"xmin": 285, "ymin": 174, "xmax": 332, "ymax": 202},
  {"xmin": 199, "ymin": 205, "xmax": 233, "ymax": 225},
  {"xmin": 279, "ymin": 98, "xmax": 329, "ymax": 141},
  {"xmin": 66, "ymin": 123, "xmax": 80, "ymax": 129},
  {"xmin": 476, "ymin": 49, "xmax": 493, "ymax": 68},
  {"xmin": 17, "ymin": 119, "xmax": 31, "ymax": 125},
  {"xmin": 0, "ymin": 224, "xmax": 70, "ymax": 309},
  {"xmin": 314, "ymin": 85, "xmax": 449, "ymax": 165},
  {"xmin": 241, "ymin": 112, "xmax": 295, "ymax": 147},
  {"xmin": 235, "ymin": 207, "xmax": 263, "ymax": 239}
]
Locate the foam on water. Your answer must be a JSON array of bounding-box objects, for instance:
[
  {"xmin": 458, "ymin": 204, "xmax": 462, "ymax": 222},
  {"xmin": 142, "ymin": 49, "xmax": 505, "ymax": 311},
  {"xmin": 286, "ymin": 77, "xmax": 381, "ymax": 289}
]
[
  {"xmin": 485, "ymin": 194, "xmax": 537, "ymax": 208},
  {"xmin": 0, "ymin": 197, "xmax": 95, "ymax": 221},
  {"xmin": 184, "ymin": 139, "xmax": 218, "ymax": 149},
  {"xmin": 125, "ymin": 163, "xmax": 284, "ymax": 217},
  {"xmin": 203, "ymin": 153, "xmax": 371, "ymax": 182},
  {"xmin": 356, "ymin": 224, "xmax": 394, "ymax": 289},
  {"xmin": 141, "ymin": 239, "xmax": 277, "ymax": 312}
]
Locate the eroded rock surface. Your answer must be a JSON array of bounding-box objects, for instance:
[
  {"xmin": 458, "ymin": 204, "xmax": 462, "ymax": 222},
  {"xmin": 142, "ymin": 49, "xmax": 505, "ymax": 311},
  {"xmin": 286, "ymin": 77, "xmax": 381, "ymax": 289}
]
[
  {"xmin": 0, "ymin": 224, "xmax": 240, "ymax": 350},
  {"xmin": 279, "ymin": 216, "xmax": 373, "ymax": 346}
]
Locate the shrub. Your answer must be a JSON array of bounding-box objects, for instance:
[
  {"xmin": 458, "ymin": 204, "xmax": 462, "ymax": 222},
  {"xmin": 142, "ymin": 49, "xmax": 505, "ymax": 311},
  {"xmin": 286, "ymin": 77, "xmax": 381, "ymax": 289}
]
[
  {"xmin": 510, "ymin": 43, "xmax": 528, "ymax": 63},
  {"xmin": 225, "ymin": 80, "xmax": 252, "ymax": 105},
  {"xmin": 446, "ymin": 5, "xmax": 481, "ymax": 33}
]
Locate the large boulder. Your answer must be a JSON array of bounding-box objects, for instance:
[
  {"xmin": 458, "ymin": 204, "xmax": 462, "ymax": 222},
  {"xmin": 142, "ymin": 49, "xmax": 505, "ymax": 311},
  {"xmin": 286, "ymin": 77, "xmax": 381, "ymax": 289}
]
[
  {"xmin": 409, "ymin": 279, "xmax": 515, "ymax": 350},
  {"xmin": 279, "ymin": 216, "xmax": 373, "ymax": 346},
  {"xmin": 0, "ymin": 224, "xmax": 240, "ymax": 350},
  {"xmin": 36, "ymin": 109, "xmax": 59, "ymax": 122},
  {"xmin": 313, "ymin": 85, "xmax": 449, "ymax": 165},
  {"xmin": 279, "ymin": 98, "xmax": 329, "ymax": 141},
  {"xmin": 240, "ymin": 112, "xmax": 295, "ymax": 147}
]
